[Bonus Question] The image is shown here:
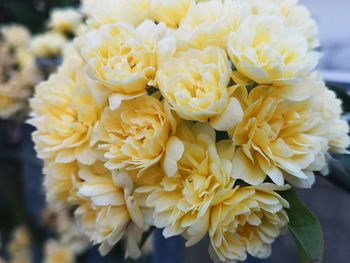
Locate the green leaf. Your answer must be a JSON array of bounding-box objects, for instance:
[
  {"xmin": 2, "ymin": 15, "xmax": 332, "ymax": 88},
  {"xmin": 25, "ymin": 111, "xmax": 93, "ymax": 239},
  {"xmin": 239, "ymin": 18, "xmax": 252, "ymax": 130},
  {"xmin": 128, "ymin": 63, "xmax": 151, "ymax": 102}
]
[{"xmin": 281, "ymin": 189, "xmax": 324, "ymax": 263}]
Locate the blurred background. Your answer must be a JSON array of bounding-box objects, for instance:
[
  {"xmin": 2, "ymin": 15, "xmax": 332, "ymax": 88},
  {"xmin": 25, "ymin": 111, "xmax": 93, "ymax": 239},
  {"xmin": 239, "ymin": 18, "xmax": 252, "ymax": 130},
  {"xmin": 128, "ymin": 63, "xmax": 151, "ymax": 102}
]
[{"xmin": 0, "ymin": 0, "xmax": 349, "ymax": 262}]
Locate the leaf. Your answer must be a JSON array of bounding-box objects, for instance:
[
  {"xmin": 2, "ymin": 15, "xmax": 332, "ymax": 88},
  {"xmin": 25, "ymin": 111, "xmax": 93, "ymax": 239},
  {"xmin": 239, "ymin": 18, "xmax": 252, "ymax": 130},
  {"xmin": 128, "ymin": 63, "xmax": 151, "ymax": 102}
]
[{"xmin": 281, "ymin": 189, "xmax": 324, "ymax": 263}]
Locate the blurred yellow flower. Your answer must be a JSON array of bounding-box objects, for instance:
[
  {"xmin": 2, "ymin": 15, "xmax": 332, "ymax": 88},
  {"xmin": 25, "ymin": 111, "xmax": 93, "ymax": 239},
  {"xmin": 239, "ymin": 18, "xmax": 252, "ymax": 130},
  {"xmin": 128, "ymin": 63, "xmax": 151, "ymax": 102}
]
[
  {"xmin": 48, "ymin": 8, "xmax": 84, "ymax": 34},
  {"xmin": 0, "ymin": 89, "xmax": 24, "ymax": 119},
  {"xmin": 99, "ymin": 95, "xmax": 174, "ymax": 173},
  {"xmin": 30, "ymin": 32, "xmax": 67, "ymax": 57},
  {"xmin": 81, "ymin": 20, "xmax": 175, "ymax": 109},
  {"xmin": 44, "ymin": 240, "xmax": 75, "ymax": 263},
  {"xmin": 228, "ymin": 15, "xmax": 319, "ymax": 85},
  {"xmin": 209, "ymin": 184, "xmax": 289, "ymax": 262},
  {"xmin": 0, "ymin": 33, "xmax": 40, "ymax": 120},
  {"xmin": 8, "ymin": 227, "xmax": 32, "ymax": 263},
  {"xmin": 141, "ymin": 122, "xmax": 234, "ymax": 246},
  {"xmin": 1, "ymin": 24, "xmax": 31, "ymax": 48},
  {"xmin": 157, "ymin": 47, "xmax": 243, "ymax": 130}
]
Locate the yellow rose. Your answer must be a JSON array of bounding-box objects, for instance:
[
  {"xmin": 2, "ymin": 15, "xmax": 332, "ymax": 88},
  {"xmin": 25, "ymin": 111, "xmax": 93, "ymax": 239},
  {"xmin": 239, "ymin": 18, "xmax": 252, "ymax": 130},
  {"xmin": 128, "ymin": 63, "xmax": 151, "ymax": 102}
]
[
  {"xmin": 248, "ymin": 0, "xmax": 319, "ymax": 49},
  {"xmin": 85, "ymin": 0, "xmax": 150, "ymax": 28},
  {"xmin": 228, "ymin": 15, "xmax": 319, "ymax": 85},
  {"xmin": 30, "ymin": 32, "xmax": 67, "ymax": 57},
  {"xmin": 48, "ymin": 8, "xmax": 84, "ymax": 34},
  {"xmin": 43, "ymin": 162, "xmax": 78, "ymax": 206},
  {"xmin": 209, "ymin": 184, "xmax": 289, "ymax": 262},
  {"xmin": 157, "ymin": 47, "xmax": 243, "ymax": 131},
  {"xmin": 307, "ymin": 74, "xmax": 350, "ymax": 154},
  {"xmin": 150, "ymin": 0, "xmax": 193, "ymax": 28},
  {"xmin": 176, "ymin": 0, "xmax": 250, "ymax": 49},
  {"xmin": 81, "ymin": 20, "xmax": 175, "ymax": 109},
  {"xmin": 140, "ymin": 122, "xmax": 234, "ymax": 246},
  {"xmin": 30, "ymin": 57, "xmax": 100, "ymax": 165},
  {"xmin": 230, "ymin": 85, "xmax": 329, "ymax": 187},
  {"xmin": 98, "ymin": 95, "xmax": 175, "ymax": 173},
  {"xmin": 44, "ymin": 240, "xmax": 75, "ymax": 263},
  {"xmin": 74, "ymin": 162, "xmax": 144, "ymax": 255}
]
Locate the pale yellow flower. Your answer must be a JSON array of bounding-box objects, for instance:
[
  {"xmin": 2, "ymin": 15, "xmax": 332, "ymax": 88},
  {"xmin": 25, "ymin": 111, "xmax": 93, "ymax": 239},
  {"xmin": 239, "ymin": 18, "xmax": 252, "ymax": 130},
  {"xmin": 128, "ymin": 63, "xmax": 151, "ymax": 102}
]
[
  {"xmin": 140, "ymin": 122, "xmax": 235, "ymax": 246},
  {"xmin": 1, "ymin": 24, "xmax": 31, "ymax": 48},
  {"xmin": 248, "ymin": 0, "xmax": 319, "ymax": 49},
  {"xmin": 74, "ymin": 162, "xmax": 144, "ymax": 255},
  {"xmin": 30, "ymin": 60, "xmax": 100, "ymax": 165},
  {"xmin": 81, "ymin": 20, "xmax": 175, "ymax": 109},
  {"xmin": 157, "ymin": 47, "xmax": 243, "ymax": 131},
  {"xmin": 43, "ymin": 240, "xmax": 75, "ymax": 263},
  {"xmin": 98, "ymin": 95, "xmax": 174, "ymax": 172},
  {"xmin": 48, "ymin": 8, "xmax": 84, "ymax": 34},
  {"xmin": 176, "ymin": 0, "xmax": 250, "ymax": 49},
  {"xmin": 30, "ymin": 45, "xmax": 96, "ymax": 158},
  {"xmin": 209, "ymin": 184, "xmax": 289, "ymax": 262},
  {"xmin": 30, "ymin": 32, "xmax": 67, "ymax": 57},
  {"xmin": 43, "ymin": 162, "xmax": 79, "ymax": 205},
  {"xmin": 306, "ymin": 74, "xmax": 350, "ymax": 154},
  {"xmin": 85, "ymin": 0, "xmax": 150, "ymax": 28},
  {"xmin": 227, "ymin": 15, "xmax": 319, "ymax": 85},
  {"xmin": 230, "ymin": 85, "xmax": 329, "ymax": 187},
  {"xmin": 150, "ymin": 0, "xmax": 193, "ymax": 28}
]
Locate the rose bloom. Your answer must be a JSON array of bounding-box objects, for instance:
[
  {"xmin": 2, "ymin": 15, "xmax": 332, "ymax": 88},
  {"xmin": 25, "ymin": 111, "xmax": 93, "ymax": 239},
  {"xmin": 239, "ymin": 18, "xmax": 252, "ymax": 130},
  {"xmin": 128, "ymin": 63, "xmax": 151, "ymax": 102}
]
[
  {"xmin": 150, "ymin": 0, "xmax": 193, "ymax": 28},
  {"xmin": 98, "ymin": 95, "xmax": 175, "ymax": 173},
  {"xmin": 305, "ymin": 74, "xmax": 350, "ymax": 154},
  {"xmin": 176, "ymin": 0, "xmax": 250, "ymax": 49},
  {"xmin": 1, "ymin": 24, "xmax": 31, "ymax": 48},
  {"xmin": 247, "ymin": 0, "xmax": 319, "ymax": 49},
  {"xmin": 81, "ymin": 20, "xmax": 175, "ymax": 109},
  {"xmin": 43, "ymin": 162, "xmax": 78, "ymax": 206},
  {"xmin": 227, "ymin": 15, "xmax": 319, "ymax": 85},
  {"xmin": 30, "ymin": 31, "xmax": 67, "ymax": 57},
  {"xmin": 139, "ymin": 122, "xmax": 235, "ymax": 246},
  {"xmin": 74, "ymin": 162, "xmax": 144, "ymax": 256},
  {"xmin": 157, "ymin": 46, "xmax": 243, "ymax": 131},
  {"xmin": 209, "ymin": 184, "xmax": 289, "ymax": 262},
  {"xmin": 85, "ymin": 0, "xmax": 150, "ymax": 28},
  {"xmin": 229, "ymin": 85, "xmax": 330, "ymax": 187},
  {"xmin": 30, "ymin": 50, "xmax": 100, "ymax": 165},
  {"xmin": 48, "ymin": 8, "xmax": 83, "ymax": 34}
]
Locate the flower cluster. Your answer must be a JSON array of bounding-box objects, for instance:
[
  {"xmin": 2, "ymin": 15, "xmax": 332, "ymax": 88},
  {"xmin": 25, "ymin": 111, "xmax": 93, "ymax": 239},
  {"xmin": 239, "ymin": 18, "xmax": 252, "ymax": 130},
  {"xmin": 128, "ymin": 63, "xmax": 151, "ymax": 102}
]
[
  {"xmin": 30, "ymin": 0, "xmax": 350, "ymax": 262},
  {"xmin": 0, "ymin": 24, "xmax": 41, "ymax": 120}
]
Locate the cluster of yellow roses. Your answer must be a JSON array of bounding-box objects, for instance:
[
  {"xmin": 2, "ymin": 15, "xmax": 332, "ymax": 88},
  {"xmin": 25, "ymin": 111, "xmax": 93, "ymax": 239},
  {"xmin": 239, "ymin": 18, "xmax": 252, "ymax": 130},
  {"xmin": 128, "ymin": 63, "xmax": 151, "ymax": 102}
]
[{"xmin": 30, "ymin": 0, "xmax": 350, "ymax": 262}]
